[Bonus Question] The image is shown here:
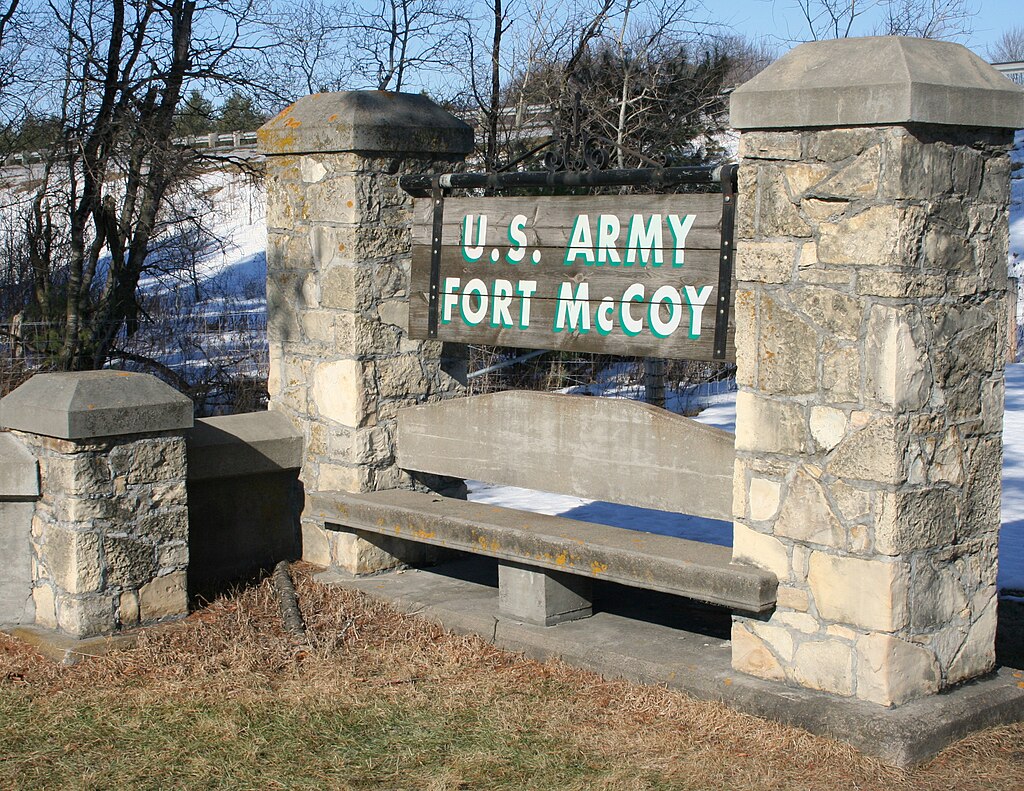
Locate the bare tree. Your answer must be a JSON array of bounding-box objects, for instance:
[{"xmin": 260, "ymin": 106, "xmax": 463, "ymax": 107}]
[
  {"xmin": 875, "ymin": 0, "xmax": 973, "ymax": 40},
  {"xmin": 7, "ymin": 0, "xmax": 268, "ymax": 371},
  {"xmin": 792, "ymin": 0, "xmax": 872, "ymax": 40},
  {"xmin": 989, "ymin": 26, "xmax": 1024, "ymax": 63},
  {"xmin": 345, "ymin": 0, "xmax": 469, "ymax": 92},
  {"xmin": 787, "ymin": 0, "xmax": 973, "ymax": 41},
  {"xmin": 268, "ymin": 0, "xmax": 352, "ymax": 96}
]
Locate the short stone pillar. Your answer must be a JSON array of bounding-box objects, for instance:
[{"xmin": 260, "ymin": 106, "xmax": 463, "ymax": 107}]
[
  {"xmin": 1, "ymin": 372, "xmax": 193, "ymax": 637},
  {"xmin": 257, "ymin": 92, "xmax": 473, "ymax": 573},
  {"xmin": 728, "ymin": 37, "xmax": 1024, "ymax": 705}
]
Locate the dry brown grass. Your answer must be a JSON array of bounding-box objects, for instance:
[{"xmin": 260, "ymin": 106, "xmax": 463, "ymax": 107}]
[{"xmin": 0, "ymin": 565, "xmax": 1022, "ymax": 790}]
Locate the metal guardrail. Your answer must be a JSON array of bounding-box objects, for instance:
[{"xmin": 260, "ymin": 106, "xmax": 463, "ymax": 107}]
[{"xmin": 1, "ymin": 130, "xmax": 261, "ymax": 167}]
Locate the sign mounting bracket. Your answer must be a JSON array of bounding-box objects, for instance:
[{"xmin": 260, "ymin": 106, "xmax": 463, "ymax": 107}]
[{"xmin": 713, "ymin": 164, "xmax": 738, "ymax": 361}]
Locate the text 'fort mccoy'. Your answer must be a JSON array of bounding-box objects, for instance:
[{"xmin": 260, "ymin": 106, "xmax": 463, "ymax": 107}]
[{"xmin": 441, "ymin": 212, "xmax": 716, "ymax": 339}]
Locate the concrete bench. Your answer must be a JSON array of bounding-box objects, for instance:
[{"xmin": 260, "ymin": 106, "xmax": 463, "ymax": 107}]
[
  {"xmin": 310, "ymin": 488, "xmax": 777, "ymax": 622},
  {"xmin": 310, "ymin": 391, "xmax": 776, "ymax": 625}
]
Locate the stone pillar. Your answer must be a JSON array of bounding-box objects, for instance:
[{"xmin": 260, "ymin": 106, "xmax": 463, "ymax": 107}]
[
  {"xmin": 257, "ymin": 92, "xmax": 473, "ymax": 574},
  {"xmin": 728, "ymin": 37, "xmax": 1024, "ymax": 706},
  {"xmin": 0, "ymin": 372, "xmax": 193, "ymax": 638}
]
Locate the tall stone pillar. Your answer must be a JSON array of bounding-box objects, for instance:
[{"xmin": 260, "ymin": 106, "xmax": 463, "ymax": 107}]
[
  {"xmin": 728, "ymin": 37, "xmax": 1024, "ymax": 706},
  {"xmin": 257, "ymin": 92, "xmax": 473, "ymax": 573},
  {"xmin": 1, "ymin": 372, "xmax": 193, "ymax": 637}
]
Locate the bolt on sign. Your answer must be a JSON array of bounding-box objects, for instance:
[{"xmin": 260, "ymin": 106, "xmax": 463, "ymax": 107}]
[{"xmin": 409, "ymin": 193, "xmax": 736, "ymax": 362}]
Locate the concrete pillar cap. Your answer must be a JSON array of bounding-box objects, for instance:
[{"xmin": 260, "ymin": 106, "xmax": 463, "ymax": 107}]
[
  {"xmin": 730, "ymin": 36, "xmax": 1024, "ymax": 130},
  {"xmin": 258, "ymin": 91, "xmax": 474, "ymax": 156},
  {"xmin": 0, "ymin": 371, "xmax": 193, "ymax": 440}
]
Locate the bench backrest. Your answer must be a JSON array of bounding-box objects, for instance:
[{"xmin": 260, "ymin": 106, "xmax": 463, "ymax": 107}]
[{"xmin": 396, "ymin": 391, "xmax": 735, "ymax": 522}]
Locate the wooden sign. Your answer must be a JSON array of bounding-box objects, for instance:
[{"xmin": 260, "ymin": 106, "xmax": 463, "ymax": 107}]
[{"xmin": 409, "ymin": 194, "xmax": 735, "ymax": 362}]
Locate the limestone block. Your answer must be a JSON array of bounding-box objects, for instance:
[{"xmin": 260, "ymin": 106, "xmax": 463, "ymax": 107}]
[
  {"xmin": 875, "ymin": 488, "xmax": 960, "ymax": 555},
  {"xmin": 301, "ymin": 521, "xmax": 332, "ymax": 567},
  {"xmin": 56, "ymin": 594, "xmax": 116, "ymax": 637},
  {"xmin": 856, "ymin": 633, "xmax": 939, "ymax": 706},
  {"xmin": 102, "ymin": 536, "xmax": 157, "ymax": 588},
  {"xmin": 782, "ymin": 163, "xmax": 831, "ymax": 197},
  {"xmin": 808, "ymin": 129, "xmax": 880, "ymax": 162},
  {"xmin": 775, "ymin": 469, "xmax": 844, "ymax": 548},
  {"xmin": 807, "ymin": 552, "xmax": 909, "ymax": 632},
  {"xmin": 108, "ymin": 438, "xmax": 186, "ymax": 485},
  {"xmin": 745, "ymin": 620, "xmax": 795, "ymax": 662},
  {"xmin": 947, "ymin": 593, "xmax": 997, "ymax": 684},
  {"xmin": 319, "ymin": 262, "xmax": 377, "ymax": 312},
  {"xmin": 378, "ymin": 300, "xmax": 409, "ymax": 329},
  {"xmin": 748, "ymin": 477, "xmax": 781, "ymax": 522},
  {"xmin": 318, "ymin": 463, "xmax": 371, "ymax": 493},
  {"xmin": 773, "ymin": 610, "xmax": 821, "ymax": 634},
  {"xmin": 830, "ymin": 480, "xmax": 871, "ymax": 524},
  {"xmin": 856, "ymin": 270, "xmax": 946, "ymax": 299},
  {"xmin": 809, "ymin": 406, "xmax": 847, "ymax": 451},
  {"xmin": 330, "ymin": 528, "xmax": 433, "ymax": 575},
  {"xmin": 731, "ymin": 622, "xmax": 786, "ymax": 681},
  {"xmin": 792, "ymin": 639, "xmax": 854, "ymax": 697},
  {"xmin": 756, "ymin": 294, "xmax": 818, "ymax": 395},
  {"xmin": 119, "ymin": 590, "xmax": 140, "ymax": 627},
  {"xmin": 801, "ymin": 198, "xmax": 846, "ymax": 224},
  {"xmin": 910, "ymin": 557, "xmax": 969, "ymax": 630},
  {"xmin": 735, "ymin": 392, "xmax": 808, "ymax": 455},
  {"xmin": 817, "ymin": 205, "xmax": 904, "ymax": 265},
  {"xmin": 738, "ymin": 131, "xmax": 802, "ymax": 161},
  {"xmin": 732, "ymin": 523, "xmax": 789, "ymax": 579},
  {"xmin": 135, "ymin": 509, "xmax": 189, "ymax": 543},
  {"xmin": 756, "ymin": 166, "xmax": 811, "ymax": 237},
  {"xmin": 732, "ymin": 459, "xmax": 749, "ymax": 519},
  {"xmin": 776, "ymin": 586, "xmax": 809, "ymax": 612},
  {"xmin": 313, "ymin": 359, "xmax": 373, "ymax": 428},
  {"xmin": 822, "ymin": 344, "xmax": 861, "ymax": 404},
  {"xmin": 733, "ymin": 290, "xmax": 756, "ymax": 388},
  {"xmin": 376, "ymin": 356, "xmax": 429, "ymax": 400},
  {"xmin": 33, "ymin": 584, "xmax": 56, "ymax": 629},
  {"xmin": 138, "ymin": 571, "xmax": 188, "ymax": 622},
  {"xmin": 42, "ymin": 454, "xmax": 112, "ymax": 497},
  {"xmin": 736, "ymin": 241, "xmax": 794, "ymax": 283},
  {"xmin": 790, "ymin": 286, "xmax": 862, "ymax": 341},
  {"xmin": 44, "ymin": 528, "xmax": 103, "ymax": 595},
  {"xmin": 818, "ymin": 144, "xmax": 881, "ymax": 198},
  {"xmin": 828, "ymin": 416, "xmax": 907, "ymax": 485},
  {"xmin": 157, "ymin": 542, "xmax": 188, "ymax": 572},
  {"xmin": 864, "ymin": 305, "xmax": 930, "ymax": 411}
]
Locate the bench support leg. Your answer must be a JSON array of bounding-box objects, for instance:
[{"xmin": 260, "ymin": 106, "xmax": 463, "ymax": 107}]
[{"xmin": 498, "ymin": 562, "xmax": 593, "ymax": 626}]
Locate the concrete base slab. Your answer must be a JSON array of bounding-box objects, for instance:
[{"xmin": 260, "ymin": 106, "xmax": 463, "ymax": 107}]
[
  {"xmin": 5, "ymin": 625, "xmax": 140, "ymax": 666},
  {"xmin": 316, "ymin": 556, "xmax": 1024, "ymax": 769}
]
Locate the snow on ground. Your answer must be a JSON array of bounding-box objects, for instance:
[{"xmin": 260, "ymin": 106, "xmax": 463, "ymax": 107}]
[{"xmin": 469, "ymin": 366, "xmax": 1024, "ymax": 594}]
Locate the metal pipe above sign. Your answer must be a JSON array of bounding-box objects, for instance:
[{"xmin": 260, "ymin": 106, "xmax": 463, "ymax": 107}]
[{"xmin": 402, "ymin": 166, "xmax": 738, "ymax": 363}]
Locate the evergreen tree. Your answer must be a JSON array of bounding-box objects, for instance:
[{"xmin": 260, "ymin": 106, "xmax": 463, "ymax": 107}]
[
  {"xmin": 215, "ymin": 92, "xmax": 266, "ymax": 133},
  {"xmin": 175, "ymin": 90, "xmax": 215, "ymax": 136}
]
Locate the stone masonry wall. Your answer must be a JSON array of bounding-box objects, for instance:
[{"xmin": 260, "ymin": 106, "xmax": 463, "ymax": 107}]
[
  {"xmin": 731, "ymin": 125, "xmax": 1011, "ymax": 706},
  {"xmin": 264, "ymin": 149, "xmax": 467, "ymax": 571},
  {"xmin": 18, "ymin": 431, "xmax": 189, "ymax": 637}
]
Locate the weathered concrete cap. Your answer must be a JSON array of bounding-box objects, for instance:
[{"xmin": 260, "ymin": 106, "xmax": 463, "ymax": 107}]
[
  {"xmin": 258, "ymin": 91, "xmax": 474, "ymax": 156},
  {"xmin": 184, "ymin": 410, "xmax": 303, "ymax": 480},
  {"xmin": 0, "ymin": 433, "xmax": 38, "ymax": 499},
  {"xmin": 730, "ymin": 36, "xmax": 1024, "ymax": 130},
  {"xmin": 0, "ymin": 371, "xmax": 193, "ymax": 440}
]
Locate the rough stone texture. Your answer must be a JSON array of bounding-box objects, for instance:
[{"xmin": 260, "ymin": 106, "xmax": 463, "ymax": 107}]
[
  {"xmin": 259, "ymin": 92, "xmax": 470, "ymax": 575},
  {"xmin": 14, "ymin": 424, "xmax": 190, "ymax": 638},
  {"xmin": 730, "ymin": 37, "xmax": 1024, "ymax": 130},
  {"xmin": 730, "ymin": 117, "xmax": 1012, "ymax": 704},
  {"xmin": 1, "ymin": 371, "xmax": 192, "ymax": 440}
]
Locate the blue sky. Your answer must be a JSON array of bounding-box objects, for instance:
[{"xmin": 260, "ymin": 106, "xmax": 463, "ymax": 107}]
[{"xmin": 719, "ymin": 0, "xmax": 1021, "ymax": 59}]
